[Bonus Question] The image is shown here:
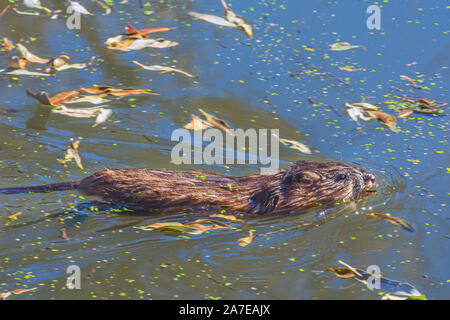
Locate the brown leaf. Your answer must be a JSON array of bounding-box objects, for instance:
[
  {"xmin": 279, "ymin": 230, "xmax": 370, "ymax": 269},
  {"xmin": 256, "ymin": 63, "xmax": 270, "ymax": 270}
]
[
  {"xmin": 238, "ymin": 231, "xmax": 254, "ymax": 247},
  {"xmin": 210, "ymin": 214, "xmax": 244, "ymax": 223},
  {"xmin": 326, "ymin": 267, "xmax": 357, "ymax": 279},
  {"xmin": 398, "ymin": 109, "xmax": 414, "ymax": 119},
  {"xmin": 367, "ymin": 110, "xmax": 397, "ymax": 130},
  {"xmin": 7, "ymin": 211, "xmax": 22, "ymax": 219},
  {"xmin": 366, "ymin": 212, "xmax": 414, "ymax": 232},
  {"xmin": 125, "ymin": 25, "xmax": 176, "ymax": 38},
  {"xmin": 184, "ymin": 115, "xmax": 213, "ymax": 130},
  {"xmin": 16, "ymin": 44, "xmax": 51, "ymax": 64},
  {"xmin": 198, "ymin": 108, "xmax": 234, "ymax": 135}
]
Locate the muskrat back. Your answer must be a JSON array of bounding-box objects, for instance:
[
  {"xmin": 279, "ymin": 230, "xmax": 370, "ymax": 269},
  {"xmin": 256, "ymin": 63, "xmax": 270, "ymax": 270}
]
[{"xmin": 0, "ymin": 160, "xmax": 376, "ymax": 214}]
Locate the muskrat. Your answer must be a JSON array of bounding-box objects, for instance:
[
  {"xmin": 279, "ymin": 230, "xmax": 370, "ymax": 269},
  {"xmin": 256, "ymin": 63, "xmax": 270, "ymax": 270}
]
[{"xmin": 0, "ymin": 160, "xmax": 376, "ymax": 214}]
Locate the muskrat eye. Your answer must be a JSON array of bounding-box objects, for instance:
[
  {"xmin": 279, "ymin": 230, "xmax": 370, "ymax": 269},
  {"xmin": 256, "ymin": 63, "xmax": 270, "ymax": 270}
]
[{"xmin": 335, "ymin": 173, "xmax": 347, "ymax": 181}]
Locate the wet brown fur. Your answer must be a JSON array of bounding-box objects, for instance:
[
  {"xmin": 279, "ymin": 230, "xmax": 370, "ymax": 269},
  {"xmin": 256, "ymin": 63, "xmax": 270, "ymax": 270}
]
[{"xmin": 1, "ymin": 160, "xmax": 375, "ymax": 214}]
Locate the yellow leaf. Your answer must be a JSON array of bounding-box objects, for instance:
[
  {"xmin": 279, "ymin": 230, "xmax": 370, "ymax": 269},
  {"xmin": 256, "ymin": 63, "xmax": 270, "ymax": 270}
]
[{"xmin": 238, "ymin": 231, "xmax": 254, "ymax": 247}]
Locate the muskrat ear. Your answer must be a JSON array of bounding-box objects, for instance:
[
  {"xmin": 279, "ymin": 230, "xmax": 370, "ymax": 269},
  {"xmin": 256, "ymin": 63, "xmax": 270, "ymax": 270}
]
[
  {"xmin": 248, "ymin": 187, "xmax": 280, "ymax": 214},
  {"xmin": 296, "ymin": 171, "xmax": 321, "ymax": 184}
]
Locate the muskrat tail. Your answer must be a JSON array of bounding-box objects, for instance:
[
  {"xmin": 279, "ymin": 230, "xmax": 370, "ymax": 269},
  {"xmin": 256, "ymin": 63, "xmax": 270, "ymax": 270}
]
[{"xmin": 0, "ymin": 181, "xmax": 81, "ymax": 194}]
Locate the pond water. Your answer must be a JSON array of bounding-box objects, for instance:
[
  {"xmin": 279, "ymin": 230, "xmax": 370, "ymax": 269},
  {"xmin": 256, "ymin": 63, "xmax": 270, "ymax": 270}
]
[{"xmin": 0, "ymin": 0, "xmax": 448, "ymax": 299}]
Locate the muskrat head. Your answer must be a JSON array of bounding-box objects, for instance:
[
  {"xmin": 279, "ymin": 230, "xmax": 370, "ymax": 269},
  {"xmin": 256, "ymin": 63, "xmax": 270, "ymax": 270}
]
[
  {"xmin": 248, "ymin": 160, "xmax": 376, "ymax": 214},
  {"xmin": 281, "ymin": 160, "xmax": 376, "ymax": 207}
]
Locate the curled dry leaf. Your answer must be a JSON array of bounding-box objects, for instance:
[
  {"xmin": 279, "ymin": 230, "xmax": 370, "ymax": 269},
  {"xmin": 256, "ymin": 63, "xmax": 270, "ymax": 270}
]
[
  {"xmin": 57, "ymin": 139, "xmax": 83, "ymax": 170},
  {"xmin": 367, "ymin": 110, "xmax": 397, "ymax": 130},
  {"xmin": 272, "ymin": 133, "xmax": 312, "ymax": 154},
  {"xmin": 398, "ymin": 109, "xmax": 414, "ymax": 119},
  {"xmin": 124, "ymin": 24, "xmax": 176, "ymax": 38},
  {"xmin": 0, "ymin": 68, "xmax": 49, "ymax": 77},
  {"xmin": 188, "ymin": 11, "xmax": 236, "ymax": 28},
  {"xmin": 94, "ymin": 0, "xmax": 111, "ymax": 15},
  {"xmin": 8, "ymin": 56, "xmax": 28, "ymax": 69},
  {"xmin": 68, "ymin": 1, "xmax": 93, "ymax": 16},
  {"xmin": 16, "ymin": 43, "xmax": 51, "ymax": 64},
  {"xmin": 366, "ymin": 212, "xmax": 414, "ymax": 232},
  {"xmin": 133, "ymin": 60, "xmax": 195, "ymax": 78},
  {"xmin": 7, "ymin": 211, "xmax": 22, "ymax": 219},
  {"xmin": 327, "ymin": 260, "xmax": 426, "ymax": 300},
  {"xmin": 238, "ymin": 231, "xmax": 254, "ymax": 247},
  {"xmin": 400, "ymin": 75, "xmax": 418, "ymax": 89},
  {"xmin": 184, "ymin": 115, "xmax": 213, "ymax": 130},
  {"xmin": 1, "ymin": 37, "xmax": 14, "ymax": 51},
  {"xmin": 12, "ymin": 7, "xmax": 40, "ymax": 16},
  {"xmin": 198, "ymin": 108, "xmax": 234, "ymax": 135},
  {"xmin": 210, "ymin": 214, "xmax": 244, "ymax": 223}
]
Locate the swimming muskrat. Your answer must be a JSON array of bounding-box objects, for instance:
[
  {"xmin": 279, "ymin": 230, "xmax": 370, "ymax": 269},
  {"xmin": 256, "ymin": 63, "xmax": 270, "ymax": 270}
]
[{"xmin": 0, "ymin": 160, "xmax": 376, "ymax": 214}]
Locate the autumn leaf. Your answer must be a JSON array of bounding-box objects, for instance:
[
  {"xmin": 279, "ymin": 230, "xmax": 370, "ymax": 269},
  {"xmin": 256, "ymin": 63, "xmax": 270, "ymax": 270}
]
[
  {"xmin": 188, "ymin": 11, "xmax": 236, "ymax": 28},
  {"xmin": 238, "ymin": 231, "xmax": 254, "ymax": 247},
  {"xmin": 367, "ymin": 110, "xmax": 397, "ymax": 130},
  {"xmin": 133, "ymin": 60, "xmax": 195, "ymax": 78},
  {"xmin": 57, "ymin": 139, "xmax": 83, "ymax": 170},
  {"xmin": 398, "ymin": 109, "xmax": 413, "ymax": 119},
  {"xmin": 210, "ymin": 214, "xmax": 244, "ymax": 223},
  {"xmin": 139, "ymin": 219, "xmax": 234, "ymax": 235},
  {"xmin": 366, "ymin": 212, "xmax": 414, "ymax": 232},
  {"xmin": 400, "ymin": 75, "xmax": 418, "ymax": 89},
  {"xmin": 1, "ymin": 37, "xmax": 14, "ymax": 51},
  {"xmin": 198, "ymin": 108, "xmax": 234, "ymax": 135},
  {"xmin": 184, "ymin": 115, "xmax": 213, "ymax": 130},
  {"xmin": 7, "ymin": 211, "xmax": 22, "ymax": 219},
  {"xmin": 16, "ymin": 43, "xmax": 51, "ymax": 64},
  {"xmin": 125, "ymin": 24, "xmax": 176, "ymax": 38},
  {"xmin": 272, "ymin": 134, "xmax": 312, "ymax": 154},
  {"xmin": 329, "ymin": 42, "xmax": 364, "ymax": 51}
]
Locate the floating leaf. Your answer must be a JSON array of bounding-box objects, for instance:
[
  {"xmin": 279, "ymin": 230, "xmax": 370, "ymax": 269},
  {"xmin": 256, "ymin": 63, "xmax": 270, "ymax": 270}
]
[
  {"xmin": 1, "ymin": 37, "xmax": 14, "ymax": 51},
  {"xmin": 222, "ymin": 1, "xmax": 253, "ymax": 38},
  {"xmin": 367, "ymin": 110, "xmax": 397, "ymax": 130},
  {"xmin": 57, "ymin": 139, "xmax": 83, "ymax": 170},
  {"xmin": 0, "ymin": 68, "xmax": 49, "ymax": 77},
  {"xmin": 124, "ymin": 24, "xmax": 175, "ymax": 38},
  {"xmin": 184, "ymin": 115, "xmax": 213, "ymax": 130},
  {"xmin": 329, "ymin": 42, "xmax": 364, "ymax": 51},
  {"xmin": 93, "ymin": 108, "xmax": 113, "ymax": 127},
  {"xmin": 238, "ymin": 231, "xmax": 254, "ymax": 247},
  {"xmin": 16, "ymin": 43, "xmax": 50, "ymax": 64},
  {"xmin": 346, "ymin": 102, "xmax": 379, "ymax": 111},
  {"xmin": 398, "ymin": 109, "xmax": 414, "ymax": 119},
  {"xmin": 12, "ymin": 8, "xmax": 40, "ymax": 16},
  {"xmin": 210, "ymin": 214, "xmax": 244, "ymax": 223},
  {"xmin": 400, "ymin": 75, "xmax": 418, "ymax": 89},
  {"xmin": 133, "ymin": 60, "xmax": 195, "ymax": 78},
  {"xmin": 93, "ymin": 0, "xmax": 111, "ymax": 15},
  {"xmin": 187, "ymin": 11, "xmax": 236, "ymax": 28},
  {"xmin": 327, "ymin": 261, "xmax": 425, "ymax": 300},
  {"xmin": 7, "ymin": 211, "xmax": 22, "ymax": 219},
  {"xmin": 139, "ymin": 219, "xmax": 233, "ymax": 235},
  {"xmin": 68, "ymin": 1, "xmax": 93, "ymax": 16},
  {"xmin": 366, "ymin": 212, "xmax": 414, "ymax": 232},
  {"xmin": 272, "ymin": 134, "xmax": 312, "ymax": 154},
  {"xmin": 23, "ymin": 0, "xmax": 51, "ymax": 14},
  {"xmin": 198, "ymin": 108, "xmax": 234, "ymax": 135}
]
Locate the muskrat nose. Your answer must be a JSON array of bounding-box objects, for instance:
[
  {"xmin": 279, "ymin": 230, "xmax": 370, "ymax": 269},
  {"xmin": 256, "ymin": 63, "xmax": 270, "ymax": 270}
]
[{"xmin": 364, "ymin": 174, "xmax": 376, "ymax": 184}]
